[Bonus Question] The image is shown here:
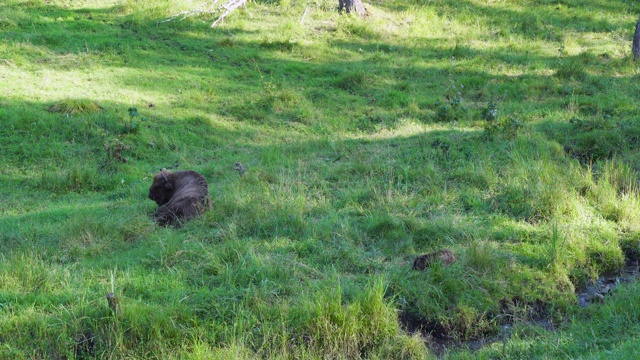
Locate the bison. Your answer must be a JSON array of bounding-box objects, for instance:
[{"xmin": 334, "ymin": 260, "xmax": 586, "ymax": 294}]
[
  {"xmin": 148, "ymin": 170, "xmax": 213, "ymax": 226},
  {"xmin": 412, "ymin": 249, "xmax": 456, "ymax": 271}
]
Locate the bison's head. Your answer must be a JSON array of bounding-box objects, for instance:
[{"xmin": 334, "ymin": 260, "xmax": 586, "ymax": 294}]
[{"xmin": 149, "ymin": 171, "xmax": 174, "ymax": 205}]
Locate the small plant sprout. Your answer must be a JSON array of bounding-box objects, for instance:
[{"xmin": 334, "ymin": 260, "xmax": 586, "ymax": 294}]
[
  {"xmin": 106, "ymin": 269, "xmax": 120, "ymax": 316},
  {"xmin": 547, "ymin": 222, "xmax": 567, "ymax": 272},
  {"xmin": 481, "ymin": 102, "xmax": 498, "ymax": 122}
]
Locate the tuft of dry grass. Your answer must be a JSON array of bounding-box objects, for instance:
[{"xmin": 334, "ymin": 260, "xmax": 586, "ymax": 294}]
[{"xmin": 47, "ymin": 99, "xmax": 103, "ymax": 114}]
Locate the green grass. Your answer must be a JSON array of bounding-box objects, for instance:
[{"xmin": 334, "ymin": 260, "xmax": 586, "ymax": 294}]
[{"xmin": 1, "ymin": 0, "xmax": 640, "ymax": 358}]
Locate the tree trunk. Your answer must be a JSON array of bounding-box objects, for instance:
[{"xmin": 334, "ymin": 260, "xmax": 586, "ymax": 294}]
[
  {"xmin": 633, "ymin": 17, "xmax": 640, "ymax": 62},
  {"xmin": 339, "ymin": 0, "xmax": 366, "ymax": 17}
]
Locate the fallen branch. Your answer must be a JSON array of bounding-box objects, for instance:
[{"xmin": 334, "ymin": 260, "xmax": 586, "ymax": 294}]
[
  {"xmin": 158, "ymin": 0, "xmax": 221, "ymax": 24},
  {"xmin": 211, "ymin": 0, "xmax": 247, "ymax": 28},
  {"xmin": 0, "ymin": 59, "xmax": 27, "ymax": 75},
  {"xmin": 159, "ymin": 0, "xmax": 247, "ymax": 29},
  {"xmin": 300, "ymin": 6, "xmax": 309, "ymax": 24},
  {"xmin": 633, "ymin": 16, "xmax": 640, "ymax": 62},
  {"xmin": 0, "ymin": 59, "xmax": 19, "ymax": 69}
]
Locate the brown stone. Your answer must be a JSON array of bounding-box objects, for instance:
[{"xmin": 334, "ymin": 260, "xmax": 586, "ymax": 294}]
[{"xmin": 412, "ymin": 249, "xmax": 456, "ymax": 270}]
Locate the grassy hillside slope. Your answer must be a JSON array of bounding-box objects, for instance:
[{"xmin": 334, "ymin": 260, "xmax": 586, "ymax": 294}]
[{"xmin": 1, "ymin": 0, "xmax": 640, "ymax": 358}]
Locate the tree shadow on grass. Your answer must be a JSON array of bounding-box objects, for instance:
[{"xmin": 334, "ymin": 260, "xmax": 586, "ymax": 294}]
[
  {"xmin": 2, "ymin": 1, "xmax": 637, "ymax": 256},
  {"xmin": 371, "ymin": 0, "xmax": 633, "ymax": 38},
  {"xmin": 3, "ymin": 1, "xmax": 639, "ymax": 138}
]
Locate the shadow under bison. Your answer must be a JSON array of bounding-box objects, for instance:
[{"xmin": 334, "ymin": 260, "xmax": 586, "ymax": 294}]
[{"xmin": 148, "ymin": 170, "xmax": 213, "ymax": 227}]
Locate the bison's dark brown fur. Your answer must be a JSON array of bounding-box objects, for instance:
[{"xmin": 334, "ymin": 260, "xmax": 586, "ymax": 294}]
[
  {"xmin": 148, "ymin": 170, "xmax": 213, "ymax": 226},
  {"xmin": 412, "ymin": 249, "xmax": 456, "ymax": 271}
]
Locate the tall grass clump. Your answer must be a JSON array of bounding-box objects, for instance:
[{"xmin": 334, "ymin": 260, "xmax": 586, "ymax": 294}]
[
  {"xmin": 546, "ymin": 222, "xmax": 567, "ymax": 273},
  {"xmin": 47, "ymin": 99, "xmax": 102, "ymax": 115},
  {"xmin": 586, "ymin": 160, "xmax": 640, "ymax": 227},
  {"xmin": 555, "ymin": 58, "xmax": 588, "ymax": 81},
  {"xmin": 293, "ymin": 276, "xmax": 428, "ymax": 359},
  {"xmin": 122, "ymin": 0, "xmax": 175, "ymax": 27},
  {"xmin": 38, "ymin": 165, "xmax": 115, "ymax": 193}
]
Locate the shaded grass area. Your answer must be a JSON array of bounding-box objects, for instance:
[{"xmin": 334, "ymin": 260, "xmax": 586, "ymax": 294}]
[{"xmin": 1, "ymin": 0, "xmax": 640, "ymax": 358}]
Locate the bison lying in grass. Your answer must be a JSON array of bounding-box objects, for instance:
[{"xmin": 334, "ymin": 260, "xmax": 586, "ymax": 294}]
[{"xmin": 148, "ymin": 170, "xmax": 213, "ymax": 226}]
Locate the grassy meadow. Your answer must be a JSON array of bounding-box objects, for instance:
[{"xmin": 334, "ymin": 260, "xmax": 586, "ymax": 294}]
[{"xmin": 1, "ymin": 0, "xmax": 640, "ymax": 358}]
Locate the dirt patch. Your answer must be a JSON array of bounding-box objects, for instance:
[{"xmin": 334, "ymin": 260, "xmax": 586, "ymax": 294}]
[
  {"xmin": 399, "ymin": 310, "xmax": 449, "ymax": 340},
  {"xmin": 578, "ymin": 262, "xmax": 640, "ymax": 307},
  {"xmin": 497, "ymin": 297, "xmax": 551, "ymax": 326},
  {"xmin": 399, "ymin": 298, "xmax": 554, "ymax": 358},
  {"xmin": 399, "ymin": 309, "xmax": 516, "ymax": 358},
  {"xmin": 74, "ymin": 331, "xmax": 96, "ymax": 358}
]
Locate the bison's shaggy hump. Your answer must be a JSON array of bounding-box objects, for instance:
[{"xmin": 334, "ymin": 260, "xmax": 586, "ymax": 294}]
[{"xmin": 148, "ymin": 170, "xmax": 213, "ymax": 227}]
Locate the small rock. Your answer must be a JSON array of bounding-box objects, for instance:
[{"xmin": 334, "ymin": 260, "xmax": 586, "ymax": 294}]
[
  {"xmin": 234, "ymin": 162, "xmax": 247, "ymax": 176},
  {"xmin": 412, "ymin": 249, "xmax": 456, "ymax": 271},
  {"xmin": 106, "ymin": 292, "xmax": 120, "ymax": 315}
]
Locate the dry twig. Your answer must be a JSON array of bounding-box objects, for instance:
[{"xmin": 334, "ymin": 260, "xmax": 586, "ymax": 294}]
[
  {"xmin": 159, "ymin": 0, "xmax": 248, "ymax": 28},
  {"xmin": 0, "ymin": 59, "xmax": 27, "ymax": 75},
  {"xmin": 633, "ymin": 17, "xmax": 640, "ymax": 62},
  {"xmin": 211, "ymin": 0, "xmax": 247, "ymax": 28},
  {"xmin": 300, "ymin": 6, "xmax": 309, "ymax": 24},
  {"xmin": 158, "ymin": 0, "xmax": 221, "ymax": 24}
]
